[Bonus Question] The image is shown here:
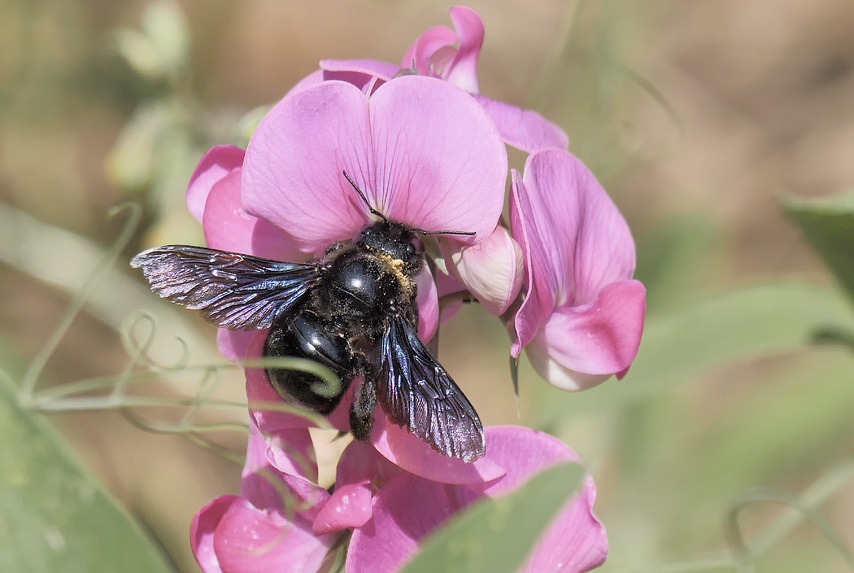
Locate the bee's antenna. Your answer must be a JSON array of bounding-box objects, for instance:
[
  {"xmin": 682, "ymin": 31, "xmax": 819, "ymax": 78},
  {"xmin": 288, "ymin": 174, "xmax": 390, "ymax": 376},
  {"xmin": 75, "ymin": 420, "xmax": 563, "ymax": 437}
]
[
  {"xmin": 342, "ymin": 170, "xmax": 474, "ymax": 237},
  {"xmin": 418, "ymin": 228, "xmax": 476, "ymax": 237},
  {"xmin": 343, "ymin": 170, "xmax": 387, "ymax": 222}
]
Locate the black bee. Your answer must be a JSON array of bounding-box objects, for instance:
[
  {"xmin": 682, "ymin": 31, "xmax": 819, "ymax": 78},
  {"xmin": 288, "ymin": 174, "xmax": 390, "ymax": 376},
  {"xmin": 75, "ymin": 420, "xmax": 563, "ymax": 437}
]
[{"xmin": 130, "ymin": 172, "xmax": 485, "ymax": 463}]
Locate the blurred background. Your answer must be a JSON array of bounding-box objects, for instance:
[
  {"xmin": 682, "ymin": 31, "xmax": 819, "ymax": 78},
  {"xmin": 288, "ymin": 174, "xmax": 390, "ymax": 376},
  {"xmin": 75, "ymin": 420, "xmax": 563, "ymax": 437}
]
[{"xmin": 2, "ymin": 0, "xmax": 854, "ymax": 571}]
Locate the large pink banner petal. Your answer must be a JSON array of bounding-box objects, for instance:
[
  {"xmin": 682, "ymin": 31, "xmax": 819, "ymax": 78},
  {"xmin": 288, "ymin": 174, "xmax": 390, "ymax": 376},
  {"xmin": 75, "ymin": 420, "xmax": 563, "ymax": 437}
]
[
  {"xmin": 242, "ymin": 82, "xmax": 375, "ymax": 255},
  {"xmin": 369, "ymin": 76, "xmax": 506, "ymax": 243}
]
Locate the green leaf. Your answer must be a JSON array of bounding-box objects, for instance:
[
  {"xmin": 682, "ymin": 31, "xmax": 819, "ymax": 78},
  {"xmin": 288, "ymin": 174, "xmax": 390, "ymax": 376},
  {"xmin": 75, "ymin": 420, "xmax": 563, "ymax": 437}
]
[
  {"xmin": 784, "ymin": 193, "xmax": 854, "ymax": 304},
  {"xmin": 0, "ymin": 374, "xmax": 174, "ymax": 573},
  {"xmin": 400, "ymin": 462, "xmax": 584, "ymax": 573},
  {"xmin": 634, "ymin": 214, "xmax": 718, "ymax": 313}
]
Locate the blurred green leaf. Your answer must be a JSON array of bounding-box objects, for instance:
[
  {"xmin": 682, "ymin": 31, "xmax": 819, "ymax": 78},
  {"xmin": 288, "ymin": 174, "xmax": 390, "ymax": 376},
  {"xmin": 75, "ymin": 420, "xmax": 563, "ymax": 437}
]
[
  {"xmin": 659, "ymin": 350, "xmax": 854, "ymax": 550},
  {"xmin": 141, "ymin": 0, "xmax": 190, "ymax": 78},
  {"xmin": 114, "ymin": 28, "xmax": 163, "ymax": 81},
  {"xmin": 0, "ymin": 374, "xmax": 174, "ymax": 573},
  {"xmin": 784, "ymin": 193, "xmax": 854, "ymax": 304},
  {"xmin": 106, "ymin": 102, "xmax": 176, "ymax": 191},
  {"xmin": 113, "ymin": 0, "xmax": 189, "ymax": 82},
  {"xmin": 696, "ymin": 352, "xmax": 854, "ymax": 492},
  {"xmin": 401, "ymin": 462, "xmax": 583, "ymax": 573},
  {"xmin": 634, "ymin": 215, "xmax": 718, "ymax": 312}
]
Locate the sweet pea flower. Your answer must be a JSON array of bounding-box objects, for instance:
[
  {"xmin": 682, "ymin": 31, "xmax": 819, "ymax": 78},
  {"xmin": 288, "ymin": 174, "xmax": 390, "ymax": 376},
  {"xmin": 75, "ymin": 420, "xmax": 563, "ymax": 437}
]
[
  {"xmin": 241, "ymin": 76, "xmax": 505, "ymax": 255},
  {"xmin": 191, "ymin": 422, "xmax": 337, "ymax": 573},
  {"xmin": 185, "ymin": 75, "xmax": 510, "ymax": 359},
  {"xmin": 347, "ymin": 426, "xmax": 607, "ymax": 573},
  {"xmin": 510, "ymin": 149, "xmax": 646, "ymax": 390},
  {"xmin": 174, "ymin": 9, "xmax": 623, "ymax": 573},
  {"xmin": 196, "ymin": 344, "xmax": 606, "ymax": 572},
  {"xmin": 195, "ymin": 388, "xmax": 606, "ymax": 573},
  {"xmin": 401, "ymin": 4, "xmax": 483, "ymax": 92},
  {"xmin": 318, "ymin": 6, "xmax": 568, "ymax": 154}
]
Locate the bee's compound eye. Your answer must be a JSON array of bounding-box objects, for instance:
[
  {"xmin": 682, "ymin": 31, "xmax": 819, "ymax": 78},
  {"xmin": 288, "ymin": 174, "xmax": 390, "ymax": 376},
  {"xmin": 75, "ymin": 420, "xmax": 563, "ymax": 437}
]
[{"xmin": 408, "ymin": 237, "xmax": 424, "ymax": 256}]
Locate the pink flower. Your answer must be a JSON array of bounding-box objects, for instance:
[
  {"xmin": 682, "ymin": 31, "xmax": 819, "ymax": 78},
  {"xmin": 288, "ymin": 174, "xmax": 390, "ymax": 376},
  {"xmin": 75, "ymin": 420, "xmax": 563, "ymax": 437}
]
[
  {"xmin": 400, "ymin": 5, "xmax": 485, "ymax": 92},
  {"xmin": 173, "ymin": 10, "xmax": 628, "ymax": 573},
  {"xmin": 347, "ymin": 426, "xmax": 607, "ymax": 573},
  {"xmin": 241, "ymin": 76, "xmax": 505, "ymax": 255},
  {"xmin": 319, "ymin": 6, "xmax": 568, "ymax": 154},
  {"xmin": 190, "ymin": 423, "xmax": 337, "ymax": 573},
  {"xmin": 194, "ymin": 395, "xmax": 607, "ymax": 573},
  {"xmin": 510, "ymin": 149, "xmax": 646, "ymax": 390},
  {"xmin": 186, "ymin": 75, "xmax": 509, "ymax": 359}
]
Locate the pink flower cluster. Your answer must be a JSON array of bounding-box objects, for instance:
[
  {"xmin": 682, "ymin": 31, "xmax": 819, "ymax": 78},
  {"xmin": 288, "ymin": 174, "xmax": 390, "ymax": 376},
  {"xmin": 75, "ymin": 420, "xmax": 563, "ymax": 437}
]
[
  {"xmin": 185, "ymin": 6, "xmax": 645, "ymax": 572},
  {"xmin": 192, "ymin": 358, "xmax": 606, "ymax": 572}
]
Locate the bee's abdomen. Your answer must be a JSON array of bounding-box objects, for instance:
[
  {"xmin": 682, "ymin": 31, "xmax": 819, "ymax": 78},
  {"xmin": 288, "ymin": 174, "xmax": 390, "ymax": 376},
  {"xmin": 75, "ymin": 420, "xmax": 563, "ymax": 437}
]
[{"xmin": 264, "ymin": 310, "xmax": 355, "ymax": 414}]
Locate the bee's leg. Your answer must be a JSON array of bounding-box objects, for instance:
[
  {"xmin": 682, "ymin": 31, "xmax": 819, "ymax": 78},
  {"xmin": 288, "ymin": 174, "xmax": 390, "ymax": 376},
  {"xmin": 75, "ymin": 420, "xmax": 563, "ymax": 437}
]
[{"xmin": 350, "ymin": 376, "xmax": 377, "ymax": 441}]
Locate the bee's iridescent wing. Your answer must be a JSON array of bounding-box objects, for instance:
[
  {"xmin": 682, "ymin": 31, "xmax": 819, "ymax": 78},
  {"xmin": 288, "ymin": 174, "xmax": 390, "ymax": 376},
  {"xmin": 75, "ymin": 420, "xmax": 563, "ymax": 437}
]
[
  {"xmin": 131, "ymin": 245, "xmax": 322, "ymax": 330},
  {"xmin": 376, "ymin": 317, "xmax": 485, "ymax": 463}
]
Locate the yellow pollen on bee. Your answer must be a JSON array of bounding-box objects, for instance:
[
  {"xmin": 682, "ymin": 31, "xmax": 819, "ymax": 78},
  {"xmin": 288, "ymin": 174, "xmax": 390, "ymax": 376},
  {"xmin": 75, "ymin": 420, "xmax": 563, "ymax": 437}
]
[{"xmin": 376, "ymin": 253, "xmax": 416, "ymax": 294}]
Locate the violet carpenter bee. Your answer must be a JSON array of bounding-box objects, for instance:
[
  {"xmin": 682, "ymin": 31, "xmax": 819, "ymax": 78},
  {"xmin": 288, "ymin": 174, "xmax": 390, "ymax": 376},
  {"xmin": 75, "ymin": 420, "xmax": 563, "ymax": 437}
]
[{"xmin": 131, "ymin": 172, "xmax": 485, "ymax": 463}]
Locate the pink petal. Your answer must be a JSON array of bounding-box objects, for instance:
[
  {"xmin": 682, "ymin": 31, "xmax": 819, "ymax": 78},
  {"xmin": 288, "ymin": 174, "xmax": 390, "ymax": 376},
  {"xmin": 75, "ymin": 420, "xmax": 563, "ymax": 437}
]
[
  {"xmin": 202, "ymin": 167, "xmax": 301, "ymax": 260},
  {"xmin": 242, "ymin": 82, "xmax": 374, "ymax": 255},
  {"xmin": 239, "ymin": 423, "xmax": 326, "ymax": 519},
  {"xmin": 521, "ymin": 477, "xmax": 607, "ymax": 573},
  {"xmin": 525, "ymin": 279, "xmax": 646, "ymax": 389},
  {"xmin": 477, "ymin": 426, "xmax": 581, "ymax": 494},
  {"xmin": 346, "ymin": 472, "xmax": 478, "ymax": 573},
  {"xmin": 335, "ymin": 438, "xmax": 402, "ymax": 487},
  {"xmin": 369, "ymin": 76, "xmax": 507, "ymax": 243},
  {"xmin": 349, "ymin": 427, "xmax": 605, "ymax": 573},
  {"xmin": 473, "ymin": 94, "xmax": 569, "ymax": 153},
  {"xmin": 443, "ymin": 225, "xmax": 524, "ymax": 316},
  {"xmin": 212, "ymin": 496, "xmax": 335, "ymax": 573},
  {"xmin": 246, "ymin": 377, "xmax": 329, "ymax": 434},
  {"xmin": 187, "ymin": 145, "xmax": 245, "ymax": 223},
  {"xmin": 276, "ymin": 472, "xmax": 331, "ymax": 524},
  {"xmin": 444, "ymin": 6, "xmax": 484, "ymax": 93},
  {"xmin": 324, "ymin": 381, "xmax": 357, "ymax": 434},
  {"xmin": 312, "ymin": 482, "xmax": 373, "ymax": 535},
  {"xmin": 214, "ymin": 424, "xmax": 333, "ymax": 566},
  {"xmin": 256, "ymin": 433, "xmax": 319, "ymax": 488},
  {"xmin": 509, "ymin": 169, "xmax": 547, "ymax": 353},
  {"xmin": 415, "ymin": 265, "xmax": 439, "ymax": 341},
  {"xmin": 287, "ymin": 69, "xmax": 323, "ymax": 95},
  {"xmin": 360, "ymin": 74, "xmax": 384, "ymax": 96},
  {"xmin": 523, "ymin": 149, "xmax": 637, "ymax": 305},
  {"xmin": 434, "ymin": 268, "xmax": 467, "ymax": 322},
  {"xmin": 370, "ymin": 414, "xmax": 504, "ymax": 485},
  {"xmin": 400, "ymin": 7, "xmax": 484, "ymax": 93},
  {"xmin": 401, "ymin": 25, "xmax": 458, "ymax": 76},
  {"xmin": 477, "ymin": 427, "xmax": 607, "ymax": 573},
  {"xmin": 435, "ymin": 263, "xmax": 466, "ymax": 299},
  {"xmin": 216, "ymin": 328, "xmax": 257, "ymax": 362},
  {"xmin": 511, "ymin": 149, "xmax": 639, "ymax": 356},
  {"xmin": 243, "ymin": 77, "xmax": 506, "ymax": 252},
  {"xmin": 191, "ymin": 495, "xmax": 233, "ymax": 573},
  {"xmin": 320, "ymin": 58, "xmax": 397, "ymax": 88}
]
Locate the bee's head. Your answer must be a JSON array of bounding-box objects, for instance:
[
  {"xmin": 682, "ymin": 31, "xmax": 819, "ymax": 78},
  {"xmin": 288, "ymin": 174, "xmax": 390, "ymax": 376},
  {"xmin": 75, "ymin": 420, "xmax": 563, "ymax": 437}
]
[
  {"xmin": 342, "ymin": 169, "xmax": 474, "ymax": 274},
  {"xmin": 357, "ymin": 221, "xmax": 424, "ymax": 274}
]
